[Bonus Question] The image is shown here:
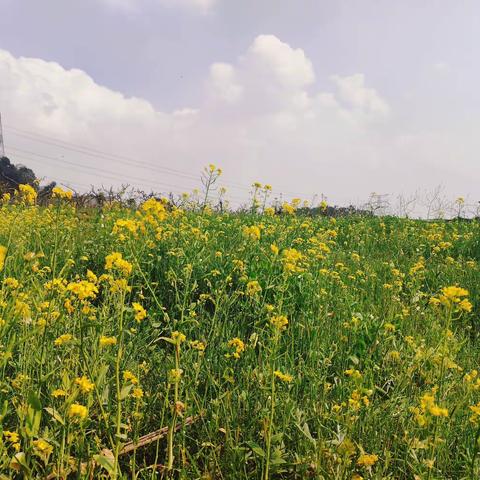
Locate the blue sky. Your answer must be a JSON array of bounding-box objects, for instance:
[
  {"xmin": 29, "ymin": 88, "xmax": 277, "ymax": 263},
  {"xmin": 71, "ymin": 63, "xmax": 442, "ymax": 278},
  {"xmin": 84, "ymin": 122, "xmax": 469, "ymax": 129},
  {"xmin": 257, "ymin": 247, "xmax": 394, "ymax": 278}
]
[{"xmin": 0, "ymin": 0, "xmax": 479, "ymax": 212}]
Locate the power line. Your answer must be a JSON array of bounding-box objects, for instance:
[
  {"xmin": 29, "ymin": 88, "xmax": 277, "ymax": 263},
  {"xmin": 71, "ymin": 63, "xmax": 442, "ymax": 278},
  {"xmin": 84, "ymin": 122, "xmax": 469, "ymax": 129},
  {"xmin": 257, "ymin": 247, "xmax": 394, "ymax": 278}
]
[
  {"xmin": 4, "ymin": 123, "xmax": 318, "ymax": 198},
  {"xmin": 8, "ymin": 148, "xmax": 249, "ymax": 203}
]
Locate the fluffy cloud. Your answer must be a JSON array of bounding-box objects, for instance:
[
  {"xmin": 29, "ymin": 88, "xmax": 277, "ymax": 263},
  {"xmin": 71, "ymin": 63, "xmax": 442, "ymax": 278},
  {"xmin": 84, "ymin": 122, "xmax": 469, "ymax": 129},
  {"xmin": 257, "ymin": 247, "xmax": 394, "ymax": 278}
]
[
  {"xmin": 0, "ymin": 36, "xmax": 477, "ymax": 212},
  {"xmin": 331, "ymin": 74, "xmax": 390, "ymax": 117}
]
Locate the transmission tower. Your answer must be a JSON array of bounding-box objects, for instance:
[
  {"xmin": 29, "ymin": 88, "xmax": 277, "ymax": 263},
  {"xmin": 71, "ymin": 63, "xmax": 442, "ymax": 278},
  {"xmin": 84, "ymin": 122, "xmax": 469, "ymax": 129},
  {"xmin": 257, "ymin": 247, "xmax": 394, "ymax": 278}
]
[{"xmin": 0, "ymin": 113, "xmax": 4, "ymax": 158}]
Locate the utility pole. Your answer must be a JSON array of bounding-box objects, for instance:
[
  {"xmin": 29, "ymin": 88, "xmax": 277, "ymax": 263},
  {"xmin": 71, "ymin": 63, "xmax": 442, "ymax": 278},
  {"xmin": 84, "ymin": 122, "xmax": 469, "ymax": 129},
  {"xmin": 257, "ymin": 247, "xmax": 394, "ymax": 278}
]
[{"xmin": 0, "ymin": 113, "xmax": 5, "ymax": 158}]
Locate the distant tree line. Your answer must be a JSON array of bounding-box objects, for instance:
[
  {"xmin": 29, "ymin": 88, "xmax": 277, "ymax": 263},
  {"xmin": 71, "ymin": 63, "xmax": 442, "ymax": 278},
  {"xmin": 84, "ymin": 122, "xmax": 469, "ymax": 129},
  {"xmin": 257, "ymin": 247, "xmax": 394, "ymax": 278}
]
[{"xmin": 0, "ymin": 156, "xmax": 56, "ymax": 199}]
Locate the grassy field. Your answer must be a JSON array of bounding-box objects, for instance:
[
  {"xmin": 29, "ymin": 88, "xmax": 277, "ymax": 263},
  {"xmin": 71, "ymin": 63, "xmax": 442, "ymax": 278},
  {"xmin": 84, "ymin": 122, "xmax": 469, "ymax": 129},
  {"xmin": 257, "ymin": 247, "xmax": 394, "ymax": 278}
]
[{"xmin": 0, "ymin": 183, "xmax": 479, "ymax": 479}]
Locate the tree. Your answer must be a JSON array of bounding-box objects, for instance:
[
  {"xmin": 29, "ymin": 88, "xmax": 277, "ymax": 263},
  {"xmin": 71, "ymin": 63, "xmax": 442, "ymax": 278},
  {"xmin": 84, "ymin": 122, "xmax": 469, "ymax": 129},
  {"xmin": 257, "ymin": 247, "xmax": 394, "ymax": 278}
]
[{"xmin": 0, "ymin": 156, "xmax": 37, "ymax": 192}]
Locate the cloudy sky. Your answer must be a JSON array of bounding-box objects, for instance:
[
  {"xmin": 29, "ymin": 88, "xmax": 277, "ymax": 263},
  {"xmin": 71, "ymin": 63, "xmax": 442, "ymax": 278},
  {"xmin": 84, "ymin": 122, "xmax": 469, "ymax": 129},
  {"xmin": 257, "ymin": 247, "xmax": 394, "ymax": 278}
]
[{"xmin": 0, "ymin": 0, "xmax": 479, "ymax": 209}]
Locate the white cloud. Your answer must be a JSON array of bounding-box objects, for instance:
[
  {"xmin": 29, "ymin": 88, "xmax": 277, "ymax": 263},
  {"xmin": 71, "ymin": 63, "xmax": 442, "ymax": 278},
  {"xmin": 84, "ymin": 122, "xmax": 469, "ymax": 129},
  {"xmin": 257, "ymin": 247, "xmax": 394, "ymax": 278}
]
[
  {"xmin": 0, "ymin": 37, "xmax": 476, "ymax": 211},
  {"xmin": 244, "ymin": 35, "xmax": 315, "ymax": 89},
  {"xmin": 331, "ymin": 73, "xmax": 390, "ymax": 117},
  {"xmin": 208, "ymin": 63, "xmax": 243, "ymax": 104}
]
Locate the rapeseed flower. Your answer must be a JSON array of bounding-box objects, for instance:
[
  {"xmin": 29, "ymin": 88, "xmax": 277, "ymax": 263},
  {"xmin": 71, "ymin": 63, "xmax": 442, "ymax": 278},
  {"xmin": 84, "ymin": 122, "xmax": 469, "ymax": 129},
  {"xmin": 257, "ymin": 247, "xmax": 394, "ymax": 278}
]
[{"xmin": 69, "ymin": 403, "xmax": 88, "ymax": 420}]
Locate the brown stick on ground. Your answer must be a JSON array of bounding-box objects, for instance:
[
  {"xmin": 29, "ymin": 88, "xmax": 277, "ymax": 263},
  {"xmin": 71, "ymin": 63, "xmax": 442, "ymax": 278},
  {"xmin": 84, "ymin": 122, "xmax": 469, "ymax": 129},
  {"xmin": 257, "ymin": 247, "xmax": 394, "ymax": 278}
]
[{"xmin": 119, "ymin": 415, "xmax": 198, "ymax": 455}]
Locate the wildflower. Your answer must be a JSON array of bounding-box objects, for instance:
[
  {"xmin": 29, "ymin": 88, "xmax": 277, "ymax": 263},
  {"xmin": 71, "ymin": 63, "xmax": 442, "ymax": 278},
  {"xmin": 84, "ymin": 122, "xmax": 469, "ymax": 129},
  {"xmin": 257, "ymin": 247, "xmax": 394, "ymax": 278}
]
[
  {"xmin": 282, "ymin": 248, "xmax": 304, "ymax": 273},
  {"xmin": 246, "ymin": 280, "xmax": 262, "ymax": 297},
  {"xmin": 270, "ymin": 244, "xmax": 279, "ymax": 256},
  {"xmin": 270, "ymin": 315, "xmax": 288, "ymax": 331},
  {"xmin": 264, "ymin": 207, "xmax": 275, "ymax": 216},
  {"xmin": 3, "ymin": 431, "xmax": 20, "ymax": 443},
  {"xmin": 171, "ymin": 331, "xmax": 186, "ymax": 344},
  {"xmin": 75, "ymin": 376, "xmax": 95, "ymax": 393},
  {"xmin": 384, "ymin": 322, "xmax": 396, "ymax": 332},
  {"xmin": 458, "ymin": 298, "xmax": 473, "ymax": 312},
  {"xmin": 357, "ymin": 453, "xmax": 378, "ymax": 467},
  {"xmin": 99, "ymin": 335, "xmax": 117, "ymax": 346},
  {"xmin": 52, "ymin": 186, "xmax": 73, "ymax": 200},
  {"xmin": 67, "ymin": 280, "xmax": 98, "ymax": 300},
  {"xmin": 33, "ymin": 439, "xmax": 53, "ymax": 459},
  {"xmin": 411, "ymin": 389, "xmax": 449, "ymax": 425},
  {"xmin": 189, "ymin": 340, "xmax": 206, "ymax": 351},
  {"xmin": 282, "ymin": 202, "xmax": 295, "ymax": 215},
  {"xmin": 243, "ymin": 225, "xmax": 261, "ymax": 241},
  {"xmin": 68, "ymin": 403, "xmax": 88, "ymax": 420},
  {"xmin": 132, "ymin": 302, "xmax": 147, "ymax": 322},
  {"xmin": 123, "ymin": 370, "xmax": 139, "ymax": 384},
  {"xmin": 439, "ymin": 286, "xmax": 469, "ymax": 306},
  {"xmin": 3, "ymin": 277, "xmax": 19, "ymax": 289},
  {"xmin": 52, "ymin": 389, "xmax": 67, "ymax": 398},
  {"xmin": 345, "ymin": 369, "xmax": 363, "ymax": 381},
  {"xmin": 132, "ymin": 387, "xmax": 144, "ymax": 399},
  {"xmin": 469, "ymin": 402, "xmax": 480, "ymax": 424},
  {"xmin": 274, "ymin": 370, "xmax": 293, "ymax": 383},
  {"xmin": 168, "ymin": 368, "xmax": 183, "ymax": 384},
  {"xmin": 0, "ymin": 246, "xmax": 6, "ymax": 271},
  {"xmin": 226, "ymin": 338, "xmax": 245, "ymax": 359},
  {"xmin": 17, "ymin": 184, "xmax": 37, "ymax": 205},
  {"xmin": 54, "ymin": 333, "xmax": 74, "ymax": 346},
  {"xmin": 112, "ymin": 219, "xmax": 139, "ymax": 237},
  {"xmin": 105, "ymin": 252, "xmax": 133, "ymax": 276}
]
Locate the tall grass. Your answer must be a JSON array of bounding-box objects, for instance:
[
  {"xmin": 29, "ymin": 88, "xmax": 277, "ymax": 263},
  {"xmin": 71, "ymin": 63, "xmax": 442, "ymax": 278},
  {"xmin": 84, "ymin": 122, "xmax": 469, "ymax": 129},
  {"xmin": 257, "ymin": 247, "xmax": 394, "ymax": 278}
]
[{"xmin": 0, "ymin": 186, "xmax": 479, "ymax": 479}]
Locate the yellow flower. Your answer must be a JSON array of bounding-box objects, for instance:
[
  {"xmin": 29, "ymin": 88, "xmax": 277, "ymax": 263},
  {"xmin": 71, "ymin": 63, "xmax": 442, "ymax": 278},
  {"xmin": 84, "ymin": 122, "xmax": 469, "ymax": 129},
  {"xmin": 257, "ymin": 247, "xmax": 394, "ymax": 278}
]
[
  {"xmin": 52, "ymin": 186, "xmax": 73, "ymax": 200},
  {"xmin": 270, "ymin": 315, "xmax": 288, "ymax": 331},
  {"xmin": 3, "ymin": 431, "xmax": 20, "ymax": 443},
  {"xmin": 105, "ymin": 252, "xmax": 133, "ymax": 276},
  {"xmin": 33, "ymin": 438, "xmax": 53, "ymax": 458},
  {"xmin": 68, "ymin": 403, "xmax": 88, "ymax": 420},
  {"xmin": 458, "ymin": 298, "xmax": 473, "ymax": 312},
  {"xmin": 264, "ymin": 207, "xmax": 275, "ymax": 216},
  {"xmin": 123, "ymin": 370, "xmax": 139, "ymax": 384},
  {"xmin": 243, "ymin": 225, "xmax": 261, "ymax": 241},
  {"xmin": 0, "ymin": 246, "xmax": 6, "ymax": 271},
  {"xmin": 17, "ymin": 184, "xmax": 37, "ymax": 205},
  {"xmin": 282, "ymin": 202, "xmax": 295, "ymax": 215},
  {"xmin": 168, "ymin": 368, "xmax": 183, "ymax": 384},
  {"xmin": 357, "ymin": 453, "xmax": 378, "ymax": 467},
  {"xmin": 439, "ymin": 286, "xmax": 469, "ymax": 306},
  {"xmin": 132, "ymin": 302, "xmax": 147, "ymax": 322},
  {"xmin": 52, "ymin": 389, "xmax": 67, "ymax": 398},
  {"xmin": 274, "ymin": 370, "xmax": 293, "ymax": 383},
  {"xmin": 3, "ymin": 277, "xmax": 19, "ymax": 289},
  {"xmin": 99, "ymin": 335, "xmax": 117, "ymax": 346},
  {"xmin": 226, "ymin": 338, "xmax": 245, "ymax": 359},
  {"xmin": 132, "ymin": 387, "xmax": 144, "ymax": 399},
  {"xmin": 189, "ymin": 340, "xmax": 206, "ymax": 351},
  {"xmin": 246, "ymin": 280, "xmax": 262, "ymax": 297},
  {"xmin": 67, "ymin": 280, "xmax": 98, "ymax": 300},
  {"xmin": 75, "ymin": 376, "xmax": 95, "ymax": 393},
  {"xmin": 54, "ymin": 333, "xmax": 74, "ymax": 346},
  {"xmin": 345, "ymin": 369, "xmax": 363, "ymax": 381},
  {"xmin": 270, "ymin": 244, "xmax": 279, "ymax": 256},
  {"xmin": 171, "ymin": 331, "xmax": 186, "ymax": 344}
]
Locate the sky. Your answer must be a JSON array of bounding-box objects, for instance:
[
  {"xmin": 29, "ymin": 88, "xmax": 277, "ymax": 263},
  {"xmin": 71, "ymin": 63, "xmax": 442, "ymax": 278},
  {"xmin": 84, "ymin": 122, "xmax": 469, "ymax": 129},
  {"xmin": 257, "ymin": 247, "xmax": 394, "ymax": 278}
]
[{"xmin": 0, "ymin": 0, "xmax": 479, "ymax": 211}]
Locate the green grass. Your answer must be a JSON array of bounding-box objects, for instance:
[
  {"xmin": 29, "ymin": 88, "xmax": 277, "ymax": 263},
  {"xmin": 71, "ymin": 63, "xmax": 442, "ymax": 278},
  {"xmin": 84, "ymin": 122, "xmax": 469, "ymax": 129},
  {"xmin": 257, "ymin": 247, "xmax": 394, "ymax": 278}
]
[{"xmin": 0, "ymin": 196, "xmax": 479, "ymax": 479}]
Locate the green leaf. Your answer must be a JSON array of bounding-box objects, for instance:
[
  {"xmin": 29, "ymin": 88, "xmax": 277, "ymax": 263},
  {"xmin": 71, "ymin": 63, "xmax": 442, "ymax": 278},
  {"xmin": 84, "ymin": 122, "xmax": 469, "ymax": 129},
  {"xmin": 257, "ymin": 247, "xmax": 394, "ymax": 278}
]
[
  {"xmin": 10, "ymin": 452, "xmax": 30, "ymax": 474},
  {"xmin": 27, "ymin": 391, "xmax": 42, "ymax": 411},
  {"xmin": 45, "ymin": 407, "xmax": 65, "ymax": 426},
  {"xmin": 93, "ymin": 454, "xmax": 115, "ymax": 475},
  {"xmin": 246, "ymin": 441, "xmax": 265, "ymax": 458},
  {"xmin": 119, "ymin": 384, "xmax": 133, "ymax": 400}
]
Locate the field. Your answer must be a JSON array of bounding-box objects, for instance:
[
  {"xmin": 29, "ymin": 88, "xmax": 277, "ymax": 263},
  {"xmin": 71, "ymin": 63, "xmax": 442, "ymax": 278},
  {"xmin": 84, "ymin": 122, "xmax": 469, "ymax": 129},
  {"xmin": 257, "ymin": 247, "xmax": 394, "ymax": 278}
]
[{"xmin": 0, "ymin": 183, "xmax": 479, "ymax": 479}]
